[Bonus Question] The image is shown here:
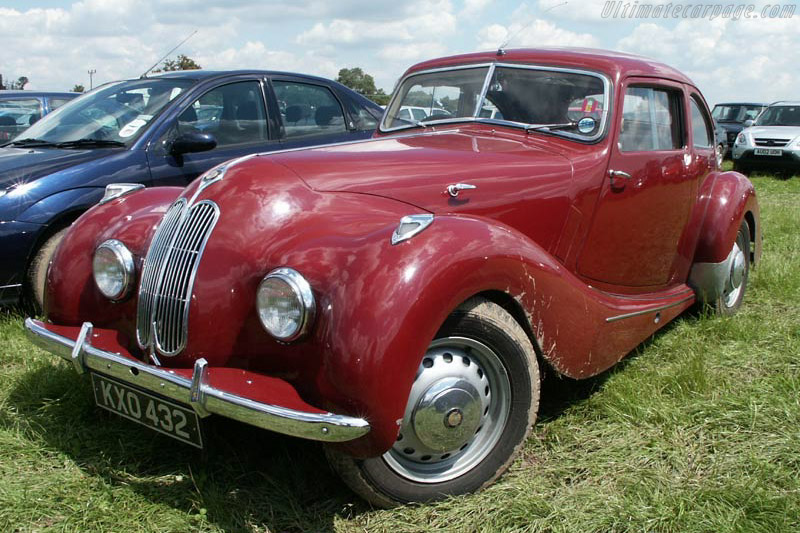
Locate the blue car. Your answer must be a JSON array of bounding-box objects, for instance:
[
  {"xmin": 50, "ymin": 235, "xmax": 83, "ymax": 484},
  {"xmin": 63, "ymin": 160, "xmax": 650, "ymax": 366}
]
[
  {"xmin": 0, "ymin": 70, "xmax": 383, "ymax": 308},
  {"xmin": 0, "ymin": 90, "xmax": 78, "ymax": 141}
]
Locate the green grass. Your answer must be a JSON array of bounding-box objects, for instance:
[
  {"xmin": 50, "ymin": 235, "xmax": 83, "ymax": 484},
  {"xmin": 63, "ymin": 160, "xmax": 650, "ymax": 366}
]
[{"xmin": 1, "ymin": 169, "xmax": 799, "ymax": 532}]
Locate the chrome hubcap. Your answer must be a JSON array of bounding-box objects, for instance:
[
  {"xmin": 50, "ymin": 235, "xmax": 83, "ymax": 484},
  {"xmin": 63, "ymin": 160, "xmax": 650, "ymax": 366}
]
[
  {"xmin": 723, "ymin": 241, "xmax": 746, "ymax": 307},
  {"xmin": 383, "ymin": 337, "xmax": 511, "ymax": 483}
]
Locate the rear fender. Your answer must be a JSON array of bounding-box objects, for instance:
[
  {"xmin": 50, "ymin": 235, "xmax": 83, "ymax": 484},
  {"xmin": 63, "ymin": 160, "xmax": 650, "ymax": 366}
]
[{"xmin": 688, "ymin": 171, "xmax": 761, "ymax": 302}]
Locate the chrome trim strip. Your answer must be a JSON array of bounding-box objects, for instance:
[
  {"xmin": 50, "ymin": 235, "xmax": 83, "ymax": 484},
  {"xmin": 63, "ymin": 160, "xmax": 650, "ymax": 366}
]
[
  {"xmin": 605, "ymin": 295, "xmax": 695, "ymax": 323},
  {"xmin": 25, "ymin": 318, "xmax": 370, "ymax": 442},
  {"xmin": 0, "ymin": 283, "xmax": 22, "ymax": 290}
]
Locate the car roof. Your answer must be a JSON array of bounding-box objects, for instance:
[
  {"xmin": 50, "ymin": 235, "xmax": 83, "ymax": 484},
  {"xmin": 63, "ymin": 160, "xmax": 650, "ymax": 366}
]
[
  {"xmin": 768, "ymin": 101, "xmax": 800, "ymax": 107},
  {"xmin": 0, "ymin": 90, "xmax": 78, "ymax": 98},
  {"xmin": 714, "ymin": 102, "xmax": 767, "ymax": 107},
  {"xmin": 145, "ymin": 69, "xmax": 339, "ymax": 86},
  {"xmin": 403, "ymin": 47, "xmax": 695, "ymax": 86}
]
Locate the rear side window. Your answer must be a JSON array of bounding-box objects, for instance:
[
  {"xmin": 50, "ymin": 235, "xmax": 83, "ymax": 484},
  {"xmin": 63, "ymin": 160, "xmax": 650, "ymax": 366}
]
[
  {"xmin": 49, "ymin": 97, "xmax": 73, "ymax": 110},
  {"xmin": 690, "ymin": 96, "xmax": 712, "ymax": 148},
  {"xmin": 619, "ymin": 87, "xmax": 683, "ymax": 152},
  {"xmin": 273, "ymin": 81, "xmax": 348, "ymax": 139}
]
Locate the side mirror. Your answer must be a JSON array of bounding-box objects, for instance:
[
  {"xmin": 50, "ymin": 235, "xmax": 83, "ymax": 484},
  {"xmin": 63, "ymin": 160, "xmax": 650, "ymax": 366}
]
[
  {"xmin": 743, "ymin": 119, "xmax": 754, "ymax": 128},
  {"xmin": 170, "ymin": 132, "xmax": 217, "ymax": 155}
]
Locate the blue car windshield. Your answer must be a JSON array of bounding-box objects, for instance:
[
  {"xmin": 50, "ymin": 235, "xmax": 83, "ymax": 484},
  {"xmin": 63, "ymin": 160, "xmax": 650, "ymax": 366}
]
[{"xmin": 15, "ymin": 78, "xmax": 196, "ymax": 146}]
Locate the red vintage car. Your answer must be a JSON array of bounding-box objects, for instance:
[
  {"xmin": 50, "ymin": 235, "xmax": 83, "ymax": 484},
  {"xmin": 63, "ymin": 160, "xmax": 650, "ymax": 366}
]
[{"xmin": 26, "ymin": 48, "xmax": 761, "ymax": 506}]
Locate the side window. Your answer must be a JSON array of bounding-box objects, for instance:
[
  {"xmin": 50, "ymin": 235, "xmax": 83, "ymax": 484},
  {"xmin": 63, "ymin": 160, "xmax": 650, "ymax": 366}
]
[
  {"xmin": 689, "ymin": 97, "xmax": 712, "ymax": 148},
  {"xmin": 178, "ymin": 81, "xmax": 267, "ymax": 148},
  {"xmin": 49, "ymin": 98, "xmax": 73, "ymax": 110},
  {"xmin": 273, "ymin": 81, "xmax": 348, "ymax": 139},
  {"xmin": 619, "ymin": 87, "xmax": 683, "ymax": 152}
]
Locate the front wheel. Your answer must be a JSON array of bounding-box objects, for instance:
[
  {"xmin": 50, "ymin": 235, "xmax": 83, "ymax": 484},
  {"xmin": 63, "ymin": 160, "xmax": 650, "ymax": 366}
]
[
  {"xmin": 326, "ymin": 298, "xmax": 540, "ymax": 507},
  {"xmin": 27, "ymin": 227, "xmax": 69, "ymax": 313}
]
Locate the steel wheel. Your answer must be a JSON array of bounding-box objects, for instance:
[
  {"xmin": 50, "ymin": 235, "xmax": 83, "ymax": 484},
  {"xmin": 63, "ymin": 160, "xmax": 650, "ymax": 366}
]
[
  {"xmin": 326, "ymin": 297, "xmax": 540, "ymax": 507},
  {"xmin": 383, "ymin": 336, "xmax": 512, "ymax": 483},
  {"xmin": 716, "ymin": 220, "xmax": 750, "ymax": 314}
]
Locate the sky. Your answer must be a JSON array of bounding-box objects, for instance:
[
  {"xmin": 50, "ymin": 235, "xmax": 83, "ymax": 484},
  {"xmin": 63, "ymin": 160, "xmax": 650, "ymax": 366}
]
[{"xmin": 1, "ymin": 0, "xmax": 798, "ymax": 107}]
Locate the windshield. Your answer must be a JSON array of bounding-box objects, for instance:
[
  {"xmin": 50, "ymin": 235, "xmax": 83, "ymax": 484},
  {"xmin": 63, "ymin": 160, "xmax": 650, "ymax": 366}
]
[
  {"xmin": 382, "ymin": 64, "xmax": 610, "ymax": 141},
  {"xmin": 13, "ymin": 78, "xmax": 195, "ymax": 146},
  {"xmin": 712, "ymin": 104, "xmax": 764, "ymax": 123},
  {"xmin": 755, "ymin": 105, "xmax": 800, "ymax": 127}
]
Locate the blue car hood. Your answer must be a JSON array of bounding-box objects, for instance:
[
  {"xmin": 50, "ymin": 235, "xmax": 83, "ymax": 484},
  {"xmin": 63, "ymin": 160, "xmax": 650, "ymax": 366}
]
[{"xmin": 0, "ymin": 146, "xmax": 112, "ymax": 189}]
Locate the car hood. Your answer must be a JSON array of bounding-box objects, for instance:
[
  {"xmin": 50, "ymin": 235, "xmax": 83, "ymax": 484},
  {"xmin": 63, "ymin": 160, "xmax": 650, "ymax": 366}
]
[
  {"xmin": 0, "ymin": 146, "xmax": 112, "ymax": 189},
  {"xmin": 269, "ymin": 129, "xmax": 573, "ymax": 214},
  {"xmin": 745, "ymin": 125, "xmax": 800, "ymax": 140}
]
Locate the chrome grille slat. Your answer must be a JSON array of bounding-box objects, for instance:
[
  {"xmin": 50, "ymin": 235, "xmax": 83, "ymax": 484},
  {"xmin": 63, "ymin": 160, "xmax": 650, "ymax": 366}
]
[
  {"xmin": 136, "ymin": 199, "xmax": 219, "ymax": 357},
  {"xmin": 754, "ymin": 137, "xmax": 790, "ymax": 147}
]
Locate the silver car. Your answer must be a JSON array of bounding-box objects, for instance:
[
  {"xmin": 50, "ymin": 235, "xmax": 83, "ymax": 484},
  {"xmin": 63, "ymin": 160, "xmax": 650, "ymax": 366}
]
[{"xmin": 732, "ymin": 101, "xmax": 800, "ymax": 174}]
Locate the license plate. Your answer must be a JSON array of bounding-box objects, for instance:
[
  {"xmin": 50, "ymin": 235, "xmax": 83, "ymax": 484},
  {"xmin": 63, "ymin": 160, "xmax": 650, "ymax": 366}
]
[
  {"xmin": 91, "ymin": 373, "xmax": 203, "ymax": 448},
  {"xmin": 754, "ymin": 148, "xmax": 782, "ymax": 156}
]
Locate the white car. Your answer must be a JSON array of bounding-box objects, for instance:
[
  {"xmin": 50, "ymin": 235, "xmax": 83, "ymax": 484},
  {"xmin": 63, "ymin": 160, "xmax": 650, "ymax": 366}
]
[{"xmin": 732, "ymin": 101, "xmax": 800, "ymax": 174}]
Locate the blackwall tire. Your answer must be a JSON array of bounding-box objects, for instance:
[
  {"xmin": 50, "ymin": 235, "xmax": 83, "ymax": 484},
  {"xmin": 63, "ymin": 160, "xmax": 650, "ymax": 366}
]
[
  {"xmin": 326, "ymin": 297, "xmax": 540, "ymax": 507},
  {"xmin": 27, "ymin": 227, "xmax": 68, "ymax": 314}
]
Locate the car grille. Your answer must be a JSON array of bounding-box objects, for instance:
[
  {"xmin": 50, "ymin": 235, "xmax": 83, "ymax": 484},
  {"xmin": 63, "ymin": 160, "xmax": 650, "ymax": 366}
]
[
  {"xmin": 136, "ymin": 198, "xmax": 220, "ymax": 357},
  {"xmin": 754, "ymin": 138, "xmax": 790, "ymax": 147}
]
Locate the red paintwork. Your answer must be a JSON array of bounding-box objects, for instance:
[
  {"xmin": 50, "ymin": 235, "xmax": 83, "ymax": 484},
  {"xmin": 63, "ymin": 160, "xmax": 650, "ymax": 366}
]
[{"xmin": 42, "ymin": 49, "xmax": 760, "ymax": 457}]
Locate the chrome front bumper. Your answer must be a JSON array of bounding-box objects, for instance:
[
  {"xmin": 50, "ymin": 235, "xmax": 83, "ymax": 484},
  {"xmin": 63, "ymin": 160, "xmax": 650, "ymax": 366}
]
[{"xmin": 24, "ymin": 318, "xmax": 370, "ymax": 442}]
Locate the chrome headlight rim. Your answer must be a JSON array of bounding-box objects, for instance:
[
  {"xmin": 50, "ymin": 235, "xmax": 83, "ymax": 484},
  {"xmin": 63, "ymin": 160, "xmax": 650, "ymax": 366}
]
[
  {"xmin": 93, "ymin": 239, "xmax": 135, "ymax": 302},
  {"xmin": 256, "ymin": 267, "xmax": 316, "ymax": 342}
]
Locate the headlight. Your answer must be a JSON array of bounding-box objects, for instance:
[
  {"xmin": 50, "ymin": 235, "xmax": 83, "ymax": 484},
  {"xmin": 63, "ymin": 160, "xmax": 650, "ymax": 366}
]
[
  {"xmin": 256, "ymin": 267, "xmax": 315, "ymax": 342},
  {"xmin": 92, "ymin": 239, "xmax": 135, "ymax": 301},
  {"xmin": 736, "ymin": 133, "xmax": 748, "ymax": 145}
]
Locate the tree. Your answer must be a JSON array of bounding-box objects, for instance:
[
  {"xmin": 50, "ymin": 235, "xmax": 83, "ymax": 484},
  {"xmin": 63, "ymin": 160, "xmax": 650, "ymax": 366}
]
[
  {"xmin": 0, "ymin": 75, "xmax": 29, "ymax": 90},
  {"xmin": 72, "ymin": 84, "xmax": 85, "ymax": 93},
  {"xmin": 336, "ymin": 67, "xmax": 390, "ymax": 105},
  {"xmin": 154, "ymin": 54, "xmax": 202, "ymax": 73}
]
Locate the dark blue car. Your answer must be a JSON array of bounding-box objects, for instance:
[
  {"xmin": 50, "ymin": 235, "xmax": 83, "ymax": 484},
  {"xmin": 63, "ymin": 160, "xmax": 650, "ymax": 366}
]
[{"xmin": 0, "ymin": 70, "xmax": 383, "ymax": 308}]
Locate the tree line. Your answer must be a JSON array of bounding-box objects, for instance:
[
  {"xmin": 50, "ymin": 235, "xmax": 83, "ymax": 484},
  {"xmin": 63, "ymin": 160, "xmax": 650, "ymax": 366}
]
[{"xmin": 3, "ymin": 60, "xmax": 390, "ymax": 105}]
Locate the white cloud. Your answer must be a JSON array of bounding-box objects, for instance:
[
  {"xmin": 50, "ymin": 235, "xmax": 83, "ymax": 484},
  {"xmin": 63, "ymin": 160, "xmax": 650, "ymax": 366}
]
[
  {"xmin": 616, "ymin": 16, "xmax": 800, "ymax": 105},
  {"xmin": 476, "ymin": 18, "xmax": 599, "ymax": 50}
]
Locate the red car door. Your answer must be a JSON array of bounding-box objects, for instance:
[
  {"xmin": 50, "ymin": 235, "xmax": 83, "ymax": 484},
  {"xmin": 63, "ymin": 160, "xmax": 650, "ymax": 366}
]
[{"xmin": 577, "ymin": 78, "xmax": 696, "ymax": 289}]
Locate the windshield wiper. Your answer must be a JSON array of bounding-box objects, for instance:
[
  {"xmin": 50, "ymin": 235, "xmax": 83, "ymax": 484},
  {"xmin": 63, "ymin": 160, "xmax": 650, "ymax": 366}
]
[
  {"xmin": 2, "ymin": 138, "xmax": 59, "ymax": 148},
  {"xmin": 55, "ymin": 138, "xmax": 126, "ymax": 149},
  {"xmin": 525, "ymin": 122, "xmax": 577, "ymax": 133}
]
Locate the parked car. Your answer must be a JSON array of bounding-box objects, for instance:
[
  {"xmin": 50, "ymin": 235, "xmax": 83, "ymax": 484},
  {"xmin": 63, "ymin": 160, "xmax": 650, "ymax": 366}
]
[
  {"xmin": 731, "ymin": 101, "xmax": 800, "ymax": 174},
  {"xmin": 0, "ymin": 70, "xmax": 383, "ymax": 308},
  {"xmin": 26, "ymin": 49, "xmax": 761, "ymax": 507},
  {"xmin": 711, "ymin": 101, "xmax": 767, "ymax": 151},
  {"xmin": 0, "ymin": 90, "xmax": 78, "ymax": 140}
]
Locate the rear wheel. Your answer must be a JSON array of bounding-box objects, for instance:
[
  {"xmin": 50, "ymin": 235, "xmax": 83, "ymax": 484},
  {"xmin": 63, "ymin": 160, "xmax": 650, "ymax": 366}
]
[
  {"xmin": 713, "ymin": 219, "xmax": 750, "ymax": 315},
  {"xmin": 27, "ymin": 227, "xmax": 68, "ymax": 313},
  {"xmin": 326, "ymin": 298, "xmax": 540, "ymax": 507}
]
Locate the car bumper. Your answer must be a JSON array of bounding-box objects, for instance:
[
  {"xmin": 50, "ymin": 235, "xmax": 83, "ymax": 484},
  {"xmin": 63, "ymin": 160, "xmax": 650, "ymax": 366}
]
[
  {"xmin": 24, "ymin": 318, "xmax": 370, "ymax": 443},
  {"xmin": 732, "ymin": 147, "xmax": 800, "ymax": 168}
]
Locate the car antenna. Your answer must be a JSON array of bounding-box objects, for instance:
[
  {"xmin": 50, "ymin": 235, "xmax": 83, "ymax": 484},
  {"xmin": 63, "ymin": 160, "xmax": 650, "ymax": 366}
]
[
  {"xmin": 497, "ymin": 2, "xmax": 568, "ymax": 56},
  {"xmin": 140, "ymin": 30, "xmax": 198, "ymax": 78}
]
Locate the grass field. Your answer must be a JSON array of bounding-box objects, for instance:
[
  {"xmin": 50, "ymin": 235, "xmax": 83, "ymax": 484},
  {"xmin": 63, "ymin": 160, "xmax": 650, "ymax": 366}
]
[{"xmin": 1, "ymin": 170, "xmax": 798, "ymax": 532}]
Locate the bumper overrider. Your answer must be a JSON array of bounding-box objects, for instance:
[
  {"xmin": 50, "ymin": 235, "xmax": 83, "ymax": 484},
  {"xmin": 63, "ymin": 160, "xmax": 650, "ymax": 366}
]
[{"xmin": 25, "ymin": 318, "xmax": 370, "ymax": 443}]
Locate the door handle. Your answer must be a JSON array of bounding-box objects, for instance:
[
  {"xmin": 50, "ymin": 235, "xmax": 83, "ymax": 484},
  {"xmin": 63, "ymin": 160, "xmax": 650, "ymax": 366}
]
[
  {"xmin": 608, "ymin": 169, "xmax": 632, "ymax": 188},
  {"xmin": 446, "ymin": 183, "xmax": 477, "ymax": 197}
]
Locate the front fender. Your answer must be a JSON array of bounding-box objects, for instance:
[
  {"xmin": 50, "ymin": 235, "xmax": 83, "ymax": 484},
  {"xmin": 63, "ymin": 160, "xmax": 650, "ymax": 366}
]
[
  {"xmin": 16, "ymin": 187, "xmax": 104, "ymax": 225},
  {"xmin": 309, "ymin": 215, "xmax": 693, "ymax": 457}
]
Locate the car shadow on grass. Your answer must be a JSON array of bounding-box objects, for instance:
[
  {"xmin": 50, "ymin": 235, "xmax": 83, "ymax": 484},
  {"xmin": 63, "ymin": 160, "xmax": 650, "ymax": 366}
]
[{"xmin": 3, "ymin": 362, "xmax": 372, "ymax": 532}]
